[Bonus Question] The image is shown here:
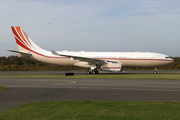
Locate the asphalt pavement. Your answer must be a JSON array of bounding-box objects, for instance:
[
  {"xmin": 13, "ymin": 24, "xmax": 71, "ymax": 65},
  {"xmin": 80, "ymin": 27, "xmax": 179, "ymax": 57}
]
[{"xmin": 0, "ymin": 70, "xmax": 180, "ymax": 112}]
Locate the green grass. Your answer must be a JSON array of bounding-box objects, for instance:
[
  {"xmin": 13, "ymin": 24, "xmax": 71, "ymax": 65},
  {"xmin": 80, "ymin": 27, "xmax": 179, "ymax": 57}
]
[
  {"xmin": 0, "ymin": 101, "xmax": 180, "ymax": 120},
  {"xmin": 0, "ymin": 86, "xmax": 7, "ymax": 92},
  {"xmin": 0, "ymin": 74, "xmax": 180, "ymax": 80}
]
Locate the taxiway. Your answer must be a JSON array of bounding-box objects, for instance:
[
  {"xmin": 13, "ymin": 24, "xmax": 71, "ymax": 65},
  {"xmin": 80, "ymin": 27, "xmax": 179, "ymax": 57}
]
[{"xmin": 0, "ymin": 70, "xmax": 180, "ymax": 112}]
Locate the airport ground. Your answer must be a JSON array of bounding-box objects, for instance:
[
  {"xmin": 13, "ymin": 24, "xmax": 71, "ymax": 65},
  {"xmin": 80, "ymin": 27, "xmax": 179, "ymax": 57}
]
[{"xmin": 0, "ymin": 70, "xmax": 180, "ymax": 113}]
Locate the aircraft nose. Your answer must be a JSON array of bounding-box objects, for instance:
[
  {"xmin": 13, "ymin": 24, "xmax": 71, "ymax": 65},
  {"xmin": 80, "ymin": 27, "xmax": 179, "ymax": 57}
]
[{"xmin": 170, "ymin": 58, "xmax": 174, "ymax": 64}]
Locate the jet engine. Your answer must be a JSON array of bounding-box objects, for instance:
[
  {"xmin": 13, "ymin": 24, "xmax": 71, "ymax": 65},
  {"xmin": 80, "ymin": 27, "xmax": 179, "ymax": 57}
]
[{"xmin": 101, "ymin": 63, "xmax": 122, "ymax": 72}]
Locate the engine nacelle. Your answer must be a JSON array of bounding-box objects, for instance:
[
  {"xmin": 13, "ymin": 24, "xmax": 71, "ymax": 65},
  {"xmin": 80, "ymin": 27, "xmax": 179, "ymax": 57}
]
[{"xmin": 101, "ymin": 63, "xmax": 122, "ymax": 72}]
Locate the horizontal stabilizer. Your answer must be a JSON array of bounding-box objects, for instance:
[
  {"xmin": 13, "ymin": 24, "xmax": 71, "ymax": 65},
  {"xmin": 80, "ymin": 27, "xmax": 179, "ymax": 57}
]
[
  {"xmin": 7, "ymin": 50, "xmax": 32, "ymax": 57},
  {"xmin": 51, "ymin": 50, "xmax": 60, "ymax": 56}
]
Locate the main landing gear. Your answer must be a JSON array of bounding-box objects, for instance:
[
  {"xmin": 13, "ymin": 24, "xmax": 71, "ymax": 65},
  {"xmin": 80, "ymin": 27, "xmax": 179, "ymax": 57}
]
[
  {"xmin": 86, "ymin": 64, "xmax": 99, "ymax": 75},
  {"xmin": 86, "ymin": 69, "xmax": 99, "ymax": 75}
]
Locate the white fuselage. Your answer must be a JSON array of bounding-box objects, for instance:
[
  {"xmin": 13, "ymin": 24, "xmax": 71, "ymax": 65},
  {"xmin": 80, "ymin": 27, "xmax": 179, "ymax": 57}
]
[{"xmin": 31, "ymin": 50, "xmax": 174, "ymax": 68}]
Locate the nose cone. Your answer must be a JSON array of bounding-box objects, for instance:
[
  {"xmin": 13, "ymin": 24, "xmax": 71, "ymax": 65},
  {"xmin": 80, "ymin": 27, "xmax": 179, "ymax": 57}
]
[{"xmin": 168, "ymin": 58, "xmax": 174, "ymax": 65}]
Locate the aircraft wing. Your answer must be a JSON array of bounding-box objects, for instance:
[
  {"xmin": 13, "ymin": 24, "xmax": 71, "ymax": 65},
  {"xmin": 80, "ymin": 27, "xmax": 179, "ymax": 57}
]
[
  {"xmin": 7, "ymin": 50, "xmax": 32, "ymax": 57},
  {"xmin": 51, "ymin": 50, "xmax": 106, "ymax": 65}
]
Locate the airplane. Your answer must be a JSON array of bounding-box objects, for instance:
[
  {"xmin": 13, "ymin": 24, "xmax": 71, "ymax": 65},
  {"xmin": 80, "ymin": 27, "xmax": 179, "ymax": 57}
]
[{"xmin": 8, "ymin": 26, "xmax": 174, "ymax": 74}]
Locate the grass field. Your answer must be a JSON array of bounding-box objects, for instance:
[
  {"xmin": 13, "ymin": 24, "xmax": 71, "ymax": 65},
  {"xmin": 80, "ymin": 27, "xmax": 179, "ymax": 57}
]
[
  {"xmin": 0, "ymin": 86, "xmax": 6, "ymax": 92},
  {"xmin": 0, "ymin": 101, "xmax": 180, "ymax": 120},
  {"xmin": 0, "ymin": 74, "xmax": 180, "ymax": 80}
]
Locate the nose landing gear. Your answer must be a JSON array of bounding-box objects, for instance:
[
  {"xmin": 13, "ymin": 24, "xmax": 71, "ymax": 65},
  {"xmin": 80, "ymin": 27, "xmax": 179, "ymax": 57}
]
[{"xmin": 153, "ymin": 68, "xmax": 157, "ymax": 74}]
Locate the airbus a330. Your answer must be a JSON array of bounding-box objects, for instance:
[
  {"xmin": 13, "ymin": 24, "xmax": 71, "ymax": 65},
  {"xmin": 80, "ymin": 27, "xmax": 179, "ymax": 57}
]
[{"xmin": 9, "ymin": 26, "xmax": 174, "ymax": 74}]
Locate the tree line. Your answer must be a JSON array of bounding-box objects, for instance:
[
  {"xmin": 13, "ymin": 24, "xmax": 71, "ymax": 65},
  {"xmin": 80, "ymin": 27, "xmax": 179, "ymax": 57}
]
[
  {"xmin": 0, "ymin": 56, "xmax": 87, "ymax": 71},
  {"xmin": 0, "ymin": 56, "xmax": 179, "ymax": 71}
]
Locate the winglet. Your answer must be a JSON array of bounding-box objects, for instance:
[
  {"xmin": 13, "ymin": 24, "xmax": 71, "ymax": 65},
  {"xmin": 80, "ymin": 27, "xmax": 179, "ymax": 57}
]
[{"xmin": 51, "ymin": 50, "xmax": 60, "ymax": 56}]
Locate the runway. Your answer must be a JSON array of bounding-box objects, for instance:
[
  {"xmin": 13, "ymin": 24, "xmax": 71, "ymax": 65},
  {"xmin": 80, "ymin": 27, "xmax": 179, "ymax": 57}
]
[
  {"xmin": 1, "ymin": 78, "xmax": 180, "ymax": 91},
  {"xmin": 0, "ymin": 70, "xmax": 180, "ymax": 112}
]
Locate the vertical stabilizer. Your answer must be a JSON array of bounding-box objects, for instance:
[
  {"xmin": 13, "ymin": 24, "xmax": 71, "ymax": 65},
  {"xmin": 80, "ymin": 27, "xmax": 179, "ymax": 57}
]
[{"xmin": 11, "ymin": 26, "xmax": 47, "ymax": 54}]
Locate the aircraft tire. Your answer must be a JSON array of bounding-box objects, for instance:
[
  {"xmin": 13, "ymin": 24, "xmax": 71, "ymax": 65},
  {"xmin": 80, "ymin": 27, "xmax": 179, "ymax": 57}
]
[
  {"xmin": 95, "ymin": 70, "xmax": 99, "ymax": 74},
  {"xmin": 86, "ymin": 71, "xmax": 90, "ymax": 75},
  {"xmin": 92, "ymin": 71, "xmax": 96, "ymax": 75},
  {"xmin": 153, "ymin": 71, "xmax": 157, "ymax": 74}
]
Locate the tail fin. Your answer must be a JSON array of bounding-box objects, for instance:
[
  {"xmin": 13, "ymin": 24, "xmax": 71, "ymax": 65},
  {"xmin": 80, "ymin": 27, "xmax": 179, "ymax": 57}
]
[{"xmin": 11, "ymin": 26, "xmax": 47, "ymax": 55}]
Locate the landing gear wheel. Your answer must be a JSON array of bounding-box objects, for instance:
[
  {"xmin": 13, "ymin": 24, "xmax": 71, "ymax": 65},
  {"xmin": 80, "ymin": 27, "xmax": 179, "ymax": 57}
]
[
  {"xmin": 95, "ymin": 70, "xmax": 99, "ymax": 74},
  {"xmin": 153, "ymin": 67, "xmax": 157, "ymax": 74},
  {"xmin": 153, "ymin": 71, "xmax": 157, "ymax": 74},
  {"xmin": 86, "ymin": 71, "xmax": 90, "ymax": 75},
  {"xmin": 86, "ymin": 70, "xmax": 99, "ymax": 75}
]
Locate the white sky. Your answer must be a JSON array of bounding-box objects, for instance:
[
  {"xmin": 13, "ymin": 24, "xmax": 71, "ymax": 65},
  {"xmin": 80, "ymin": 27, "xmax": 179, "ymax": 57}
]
[{"xmin": 1, "ymin": 0, "xmax": 180, "ymax": 57}]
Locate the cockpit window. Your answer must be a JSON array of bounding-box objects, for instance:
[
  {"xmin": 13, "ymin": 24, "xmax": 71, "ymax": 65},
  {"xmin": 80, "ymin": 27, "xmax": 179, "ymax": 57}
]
[{"xmin": 165, "ymin": 57, "xmax": 170, "ymax": 59}]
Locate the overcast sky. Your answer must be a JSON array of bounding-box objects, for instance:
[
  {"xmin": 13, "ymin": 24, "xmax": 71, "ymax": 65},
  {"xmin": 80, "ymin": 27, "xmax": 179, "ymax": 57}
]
[{"xmin": 1, "ymin": 0, "xmax": 180, "ymax": 57}]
